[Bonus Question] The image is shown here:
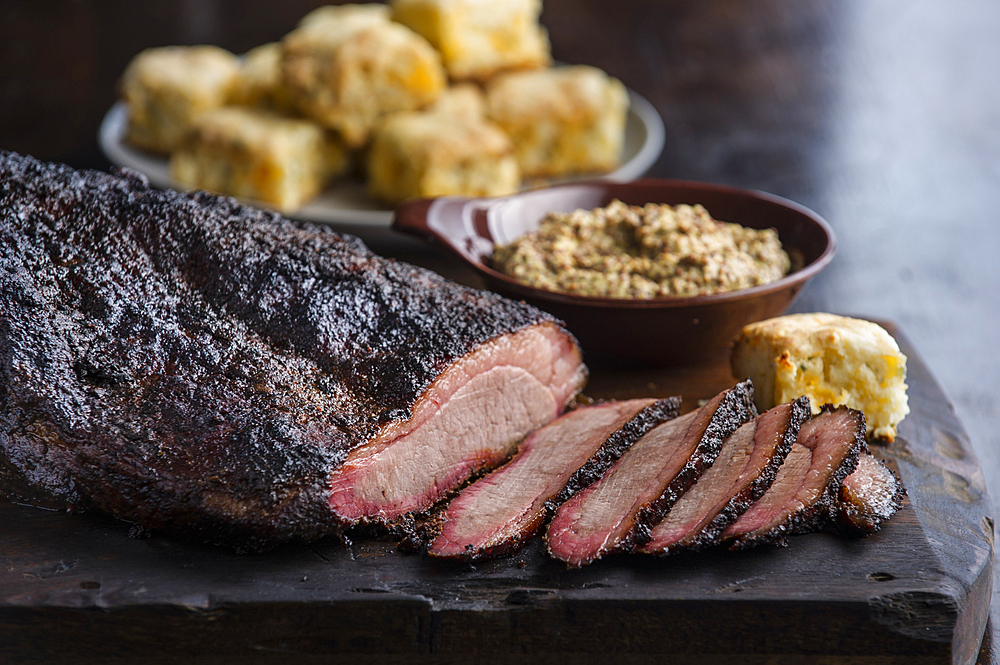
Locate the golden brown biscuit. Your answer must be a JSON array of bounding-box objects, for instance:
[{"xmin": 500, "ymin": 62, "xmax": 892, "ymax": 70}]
[
  {"xmin": 391, "ymin": 0, "xmax": 550, "ymax": 81},
  {"xmin": 425, "ymin": 82, "xmax": 487, "ymax": 122},
  {"xmin": 170, "ymin": 106, "xmax": 349, "ymax": 213},
  {"xmin": 280, "ymin": 3, "xmax": 447, "ymax": 148},
  {"xmin": 228, "ymin": 43, "xmax": 296, "ymax": 112},
  {"xmin": 367, "ymin": 86, "xmax": 519, "ymax": 204},
  {"xmin": 120, "ymin": 45, "xmax": 240, "ymax": 153},
  {"xmin": 485, "ymin": 65, "xmax": 628, "ymax": 178},
  {"xmin": 731, "ymin": 313, "xmax": 910, "ymax": 441}
]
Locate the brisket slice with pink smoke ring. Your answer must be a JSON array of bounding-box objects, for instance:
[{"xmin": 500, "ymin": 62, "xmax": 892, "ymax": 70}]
[
  {"xmin": 723, "ymin": 405, "xmax": 866, "ymax": 549},
  {"xmin": 546, "ymin": 380, "xmax": 755, "ymax": 567},
  {"xmin": 639, "ymin": 396, "xmax": 811, "ymax": 555},
  {"xmin": 326, "ymin": 323, "xmax": 586, "ymax": 526},
  {"xmin": 833, "ymin": 452, "xmax": 906, "ymax": 535},
  {"xmin": 427, "ymin": 397, "xmax": 681, "ymax": 561}
]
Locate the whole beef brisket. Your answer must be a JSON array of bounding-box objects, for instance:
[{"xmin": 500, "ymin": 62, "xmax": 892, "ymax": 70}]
[{"xmin": 0, "ymin": 152, "xmax": 586, "ymax": 551}]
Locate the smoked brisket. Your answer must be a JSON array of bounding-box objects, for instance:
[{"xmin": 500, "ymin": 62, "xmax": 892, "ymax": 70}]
[
  {"xmin": 546, "ymin": 381, "xmax": 755, "ymax": 567},
  {"xmin": 428, "ymin": 397, "xmax": 680, "ymax": 560},
  {"xmin": 834, "ymin": 452, "xmax": 905, "ymax": 535},
  {"xmin": 639, "ymin": 396, "xmax": 810, "ymax": 555},
  {"xmin": 0, "ymin": 151, "xmax": 586, "ymax": 550},
  {"xmin": 722, "ymin": 405, "xmax": 866, "ymax": 549}
]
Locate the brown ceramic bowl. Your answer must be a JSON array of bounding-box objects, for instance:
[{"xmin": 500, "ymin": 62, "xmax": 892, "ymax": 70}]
[{"xmin": 392, "ymin": 180, "xmax": 835, "ymax": 365}]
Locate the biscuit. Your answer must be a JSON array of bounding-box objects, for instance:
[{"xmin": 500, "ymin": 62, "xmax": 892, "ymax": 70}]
[
  {"xmin": 170, "ymin": 106, "xmax": 349, "ymax": 212},
  {"xmin": 120, "ymin": 45, "xmax": 240, "ymax": 154},
  {"xmin": 280, "ymin": 3, "xmax": 446, "ymax": 147},
  {"xmin": 731, "ymin": 313, "xmax": 910, "ymax": 441},
  {"xmin": 367, "ymin": 85, "xmax": 519, "ymax": 204},
  {"xmin": 228, "ymin": 43, "xmax": 296, "ymax": 112},
  {"xmin": 391, "ymin": 0, "xmax": 550, "ymax": 81},
  {"xmin": 485, "ymin": 65, "xmax": 628, "ymax": 178}
]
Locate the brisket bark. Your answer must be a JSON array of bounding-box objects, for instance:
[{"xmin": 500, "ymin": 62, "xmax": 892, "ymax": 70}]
[
  {"xmin": 722, "ymin": 405, "xmax": 866, "ymax": 549},
  {"xmin": 639, "ymin": 396, "xmax": 810, "ymax": 555},
  {"xmin": 546, "ymin": 380, "xmax": 755, "ymax": 567},
  {"xmin": 428, "ymin": 397, "xmax": 680, "ymax": 560},
  {"xmin": 834, "ymin": 452, "xmax": 905, "ymax": 535},
  {"xmin": 0, "ymin": 151, "xmax": 586, "ymax": 551}
]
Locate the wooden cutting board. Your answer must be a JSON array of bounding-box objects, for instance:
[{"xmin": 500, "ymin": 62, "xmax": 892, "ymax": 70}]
[{"xmin": 0, "ymin": 324, "xmax": 992, "ymax": 664}]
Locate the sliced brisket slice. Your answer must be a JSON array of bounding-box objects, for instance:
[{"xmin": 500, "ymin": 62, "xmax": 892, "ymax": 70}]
[
  {"xmin": 428, "ymin": 397, "xmax": 680, "ymax": 560},
  {"xmin": 723, "ymin": 405, "xmax": 866, "ymax": 549},
  {"xmin": 326, "ymin": 323, "xmax": 586, "ymax": 525},
  {"xmin": 546, "ymin": 380, "xmax": 755, "ymax": 567},
  {"xmin": 834, "ymin": 452, "xmax": 905, "ymax": 535},
  {"xmin": 639, "ymin": 396, "xmax": 811, "ymax": 555}
]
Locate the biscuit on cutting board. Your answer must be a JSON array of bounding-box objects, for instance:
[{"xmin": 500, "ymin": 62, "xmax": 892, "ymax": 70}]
[{"xmin": 731, "ymin": 313, "xmax": 909, "ymax": 441}]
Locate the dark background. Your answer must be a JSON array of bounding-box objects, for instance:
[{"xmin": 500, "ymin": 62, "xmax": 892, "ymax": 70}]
[{"xmin": 2, "ymin": 0, "xmax": 999, "ymax": 659}]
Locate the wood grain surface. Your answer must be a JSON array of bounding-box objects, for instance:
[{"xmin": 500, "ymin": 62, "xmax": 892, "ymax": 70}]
[
  {"xmin": 0, "ymin": 326, "xmax": 990, "ymax": 664},
  {"xmin": 2, "ymin": 0, "xmax": 998, "ymax": 662}
]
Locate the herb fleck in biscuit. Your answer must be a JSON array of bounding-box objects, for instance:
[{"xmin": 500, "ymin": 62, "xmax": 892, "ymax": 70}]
[{"xmin": 732, "ymin": 313, "xmax": 909, "ymax": 441}]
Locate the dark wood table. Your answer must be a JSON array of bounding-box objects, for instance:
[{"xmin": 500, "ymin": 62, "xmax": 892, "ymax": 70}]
[
  {"xmin": 0, "ymin": 328, "xmax": 989, "ymax": 663},
  {"xmin": 2, "ymin": 0, "xmax": 998, "ymax": 662}
]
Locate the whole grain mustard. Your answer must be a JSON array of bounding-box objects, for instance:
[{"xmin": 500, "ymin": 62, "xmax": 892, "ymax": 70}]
[{"xmin": 492, "ymin": 200, "xmax": 791, "ymax": 298}]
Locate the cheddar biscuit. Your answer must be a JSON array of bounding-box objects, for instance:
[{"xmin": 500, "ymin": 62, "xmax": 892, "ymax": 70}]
[
  {"xmin": 485, "ymin": 66, "xmax": 628, "ymax": 178},
  {"xmin": 170, "ymin": 106, "xmax": 349, "ymax": 213},
  {"xmin": 120, "ymin": 45, "xmax": 240, "ymax": 153},
  {"xmin": 280, "ymin": 3, "xmax": 447, "ymax": 147},
  {"xmin": 391, "ymin": 0, "xmax": 550, "ymax": 81},
  {"xmin": 731, "ymin": 313, "xmax": 910, "ymax": 441},
  {"xmin": 228, "ymin": 43, "xmax": 296, "ymax": 112},
  {"xmin": 367, "ymin": 85, "xmax": 519, "ymax": 204}
]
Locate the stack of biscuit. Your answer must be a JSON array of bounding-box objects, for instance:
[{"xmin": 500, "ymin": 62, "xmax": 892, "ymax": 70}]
[{"xmin": 119, "ymin": 1, "xmax": 632, "ymax": 211}]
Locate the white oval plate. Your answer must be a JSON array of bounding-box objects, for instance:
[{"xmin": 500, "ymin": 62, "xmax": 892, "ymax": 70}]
[{"xmin": 99, "ymin": 89, "xmax": 664, "ymax": 246}]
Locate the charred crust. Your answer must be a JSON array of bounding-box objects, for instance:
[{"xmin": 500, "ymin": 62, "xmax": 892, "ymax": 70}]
[
  {"xmin": 831, "ymin": 456, "xmax": 906, "ymax": 536},
  {"xmin": 627, "ymin": 379, "xmax": 756, "ymax": 552},
  {"xmin": 433, "ymin": 400, "xmax": 683, "ymax": 563},
  {"xmin": 0, "ymin": 151, "xmax": 571, "ymax": 551},
  {"xmin": 753, "ymin": 396, "xmax": 813, "ymax": 500},
  {"xmin": 391, "ymin": 513, "xmax": 439, "ymax": 554},
  {"xmin": 672, "ymin": 395, "xmax": 812, "ymax": 555}
]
